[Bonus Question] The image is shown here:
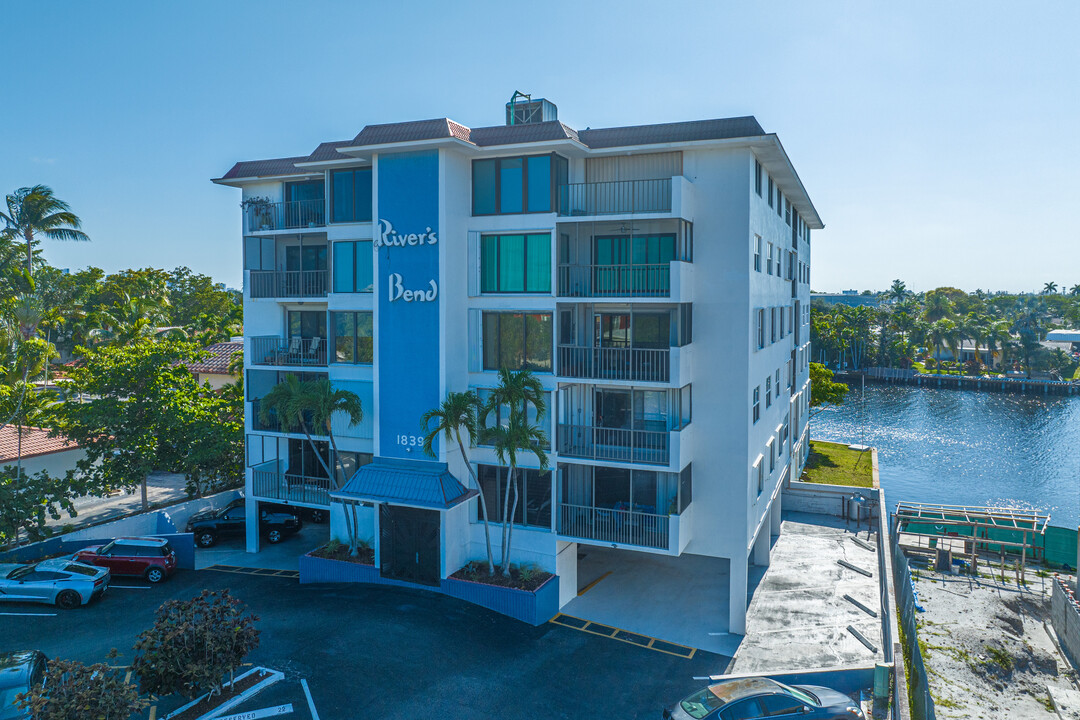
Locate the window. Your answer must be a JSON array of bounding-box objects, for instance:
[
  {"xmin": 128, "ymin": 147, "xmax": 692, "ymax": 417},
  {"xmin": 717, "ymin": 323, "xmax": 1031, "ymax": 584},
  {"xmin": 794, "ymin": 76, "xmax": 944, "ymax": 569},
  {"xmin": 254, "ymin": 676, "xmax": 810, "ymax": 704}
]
[
  {"xmin": 776, "ymin": 368, "xmax": 781, "ymax": 390},
  {"xmin": 787, "ymin": 251, "xmax": 795, "ymax": 281},
  {"xmin": 759, "ymin": 694, "xmax": 804, "ymax": 716},
  {"xmin": 766, "ymin": 243, "xmax": 773, "ymax": 275},
  {"xmin": 754, "ymin": 457, "xmax": 764, "ymax": 496},
  {"xmin": 779, "ymin": 308, "xmax": 785, "ymax": 338},
  {"xmin": 775, "ymin": 250, "xmax": 781, "ymax": 278},
  {"xmin": 478, "ymin": 464, "xmax": 552, "ymax": 528},
  {"xmin": 753, "ymin": 235, "xmax": 762, "ymax": 272},
  {"xmin": 752, "ymin": 387, "xmax": 761, "ymax": 423},
  {"xmin": 766, "ymin": 376, "xmax": 772, "ymax": 408},
  {"xmin": 770, "ymin": 308, "xmax": 778, "ymax": 343},
  {"xmin": 481, "ymin": 233, "xmax": 551, "ymax": 293},
  {"xmin": 754, "ymin": 160, "xmax": 762, "ymax": 196},
  {"xmin": 776, "ymin": 187, "xmax": 783, "ymax": 217},
  {"xmin": 757, "ymin": 309, "xmax": 766, "ymax": 350},
  {"xmin": 331, "ymin": 168, "xmax": 372, "ymax": 223},
  {"xmin": 331, "ymin": 312, "xmax": 373, "ymax": 364},
  {"xmin": 769, "ymin": 438, "xmax": 776, "ymax": 473},
  {"xmin": 482, "ymin": 312, "xmax": 552, "ymax": 371},
  {"xmin": 785, "ymin": 198, "xmax": 792, "ymax": 226},
  {"xmin": 472, "ymin": 154, "xmax": 560, "ymax": 215},
  {"xmin": 767, "ymin": 176, "xmax": 774, "ymax": 207},
  {"xmin": 332, "ymin": 241, "xmax": 373, "ymax": 293}
]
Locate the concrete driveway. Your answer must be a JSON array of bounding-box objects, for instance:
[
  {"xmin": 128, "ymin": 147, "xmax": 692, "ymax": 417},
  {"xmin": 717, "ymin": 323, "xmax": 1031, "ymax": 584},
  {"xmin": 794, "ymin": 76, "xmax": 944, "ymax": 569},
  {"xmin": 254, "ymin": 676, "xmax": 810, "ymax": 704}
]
[{"xmin": 561, "ymin": 545, "xmax": 737, "ymax": 656}]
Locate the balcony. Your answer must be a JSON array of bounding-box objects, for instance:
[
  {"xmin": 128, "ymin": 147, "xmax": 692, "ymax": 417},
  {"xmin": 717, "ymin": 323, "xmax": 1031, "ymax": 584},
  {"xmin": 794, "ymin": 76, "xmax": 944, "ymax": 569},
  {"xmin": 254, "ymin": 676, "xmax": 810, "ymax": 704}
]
[
  {"xmin": 245, "ymin": 200, "xmax": 325, "ymax": 232},
  {"xmin": 558, "ymin": 263, "xmax": 669, "ymax": 298},
  {"xmin": 557, "ymin": 502, "xmax": 670, "ymax": 550},
  {"xmin": 558, "ymin": 178, "xmax": 671, "ymax": 217},
  {"xmin": 250, "ymin": 336, "xmax": 327, "ymax": 367},
  {"xmin": 557, "ymin": 424, "xmax": 670, "ymax": 466},
  {"xmin": 251, "ymin": 459, "xmax": 332, "ymax": 507},
  {"xmin": 248, "ymin": 270, "xmax": 328, "ymax": 299},
  {"xmin": 558, "ymin": 345, "xmax": 670, "ymax": 383}
]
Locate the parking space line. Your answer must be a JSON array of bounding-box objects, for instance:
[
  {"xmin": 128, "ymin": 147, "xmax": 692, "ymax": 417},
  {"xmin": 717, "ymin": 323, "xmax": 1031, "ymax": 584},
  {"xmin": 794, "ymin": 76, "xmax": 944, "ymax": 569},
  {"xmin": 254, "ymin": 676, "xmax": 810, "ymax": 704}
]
[
  {"xmin": 110, "ymin": 585, "xmax": 151, "ymax": 590},
  {"xmin": 576, "ymin": 571, "xmax": 612, "ymax": 596},
  {"xmin": 301, "ymin": 678, "xmax": 321, "ymax": 720},
  {"xmin": 205, "ymin": 564, "xmax": 300, "ymax": 579},
  {"xmin": 549, "ymin": 613, "xmax": 697, "ymax": 659}
]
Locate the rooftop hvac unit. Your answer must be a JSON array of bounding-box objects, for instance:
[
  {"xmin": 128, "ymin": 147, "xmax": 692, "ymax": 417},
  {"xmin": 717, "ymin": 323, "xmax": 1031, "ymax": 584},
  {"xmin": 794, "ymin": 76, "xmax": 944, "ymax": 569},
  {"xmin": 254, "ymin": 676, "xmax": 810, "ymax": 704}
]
[{"xmin": 506, "ymin": 91, "xmax": 558, "ymax": 126}]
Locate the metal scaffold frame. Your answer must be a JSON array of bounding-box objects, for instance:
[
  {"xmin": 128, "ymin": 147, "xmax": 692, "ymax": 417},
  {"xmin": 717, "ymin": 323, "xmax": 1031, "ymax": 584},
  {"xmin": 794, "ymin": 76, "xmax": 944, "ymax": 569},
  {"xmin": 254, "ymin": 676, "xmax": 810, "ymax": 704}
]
[{"xmin": 892, "ymin": 501, "xmax": 1049, "ymax": 581}]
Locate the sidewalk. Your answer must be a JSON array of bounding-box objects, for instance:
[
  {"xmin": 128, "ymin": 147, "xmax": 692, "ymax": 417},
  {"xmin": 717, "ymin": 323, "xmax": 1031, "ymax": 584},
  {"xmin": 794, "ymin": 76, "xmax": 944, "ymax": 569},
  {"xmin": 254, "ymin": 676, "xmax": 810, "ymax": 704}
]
[{"xmin": 46, "ymin": 471, "xmax": 190, "ymax": 530}]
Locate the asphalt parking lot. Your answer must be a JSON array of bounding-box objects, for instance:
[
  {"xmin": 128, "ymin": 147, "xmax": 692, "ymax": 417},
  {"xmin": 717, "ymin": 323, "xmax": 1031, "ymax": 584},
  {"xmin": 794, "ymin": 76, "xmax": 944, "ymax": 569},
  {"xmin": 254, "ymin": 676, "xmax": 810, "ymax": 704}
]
[{"xmin": 0, "ymin": 568, "xmax": 731, "ymax": 719}]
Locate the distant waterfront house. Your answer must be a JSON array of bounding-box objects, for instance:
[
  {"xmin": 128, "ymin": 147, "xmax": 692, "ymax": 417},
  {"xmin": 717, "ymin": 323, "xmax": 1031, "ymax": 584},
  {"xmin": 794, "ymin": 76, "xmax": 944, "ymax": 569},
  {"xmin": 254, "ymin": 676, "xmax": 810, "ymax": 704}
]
[
  {"xmin": 186, "ymin": 341, "xmax": 243, "ymax": 389},
  {"xmin": 1046, "ymin": 329, "xmax": 1080, "ymax": 354},
  {"xmin": 0, "ymin": 425, "xmax": 85, "ymax": 478}
]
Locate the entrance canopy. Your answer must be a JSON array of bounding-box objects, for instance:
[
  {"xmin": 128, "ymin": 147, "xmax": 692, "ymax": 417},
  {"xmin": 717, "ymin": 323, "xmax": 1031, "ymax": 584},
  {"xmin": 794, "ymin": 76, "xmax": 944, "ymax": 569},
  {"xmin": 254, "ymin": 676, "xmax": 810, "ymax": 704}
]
[{"xmin": 331, "ymin": 458, "xmax": 476, "ymax": 510}]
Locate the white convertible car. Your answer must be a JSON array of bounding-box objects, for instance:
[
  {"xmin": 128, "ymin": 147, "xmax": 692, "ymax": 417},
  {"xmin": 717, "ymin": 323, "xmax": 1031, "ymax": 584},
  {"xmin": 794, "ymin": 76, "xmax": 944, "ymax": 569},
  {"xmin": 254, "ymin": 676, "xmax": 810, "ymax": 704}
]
[{"xmin": 0, "ymin": 558, "xmax": 110, "ymax": 609}]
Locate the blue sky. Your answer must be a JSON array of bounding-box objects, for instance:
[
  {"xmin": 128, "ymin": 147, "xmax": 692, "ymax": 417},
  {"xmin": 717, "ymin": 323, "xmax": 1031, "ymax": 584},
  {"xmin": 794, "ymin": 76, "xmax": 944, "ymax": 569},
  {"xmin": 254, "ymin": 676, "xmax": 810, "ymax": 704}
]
[{"xmin": 2, "ymin": 1, "xmax": 1077, "ymax": 293}]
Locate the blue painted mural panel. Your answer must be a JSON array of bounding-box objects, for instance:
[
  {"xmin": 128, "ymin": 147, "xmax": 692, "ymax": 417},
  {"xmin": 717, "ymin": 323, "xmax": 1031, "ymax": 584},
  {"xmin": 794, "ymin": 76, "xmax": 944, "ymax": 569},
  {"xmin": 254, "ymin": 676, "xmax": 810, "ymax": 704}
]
[{"xmin": 376, "ymin": 150, "xmax": 441, "ymax": 459}]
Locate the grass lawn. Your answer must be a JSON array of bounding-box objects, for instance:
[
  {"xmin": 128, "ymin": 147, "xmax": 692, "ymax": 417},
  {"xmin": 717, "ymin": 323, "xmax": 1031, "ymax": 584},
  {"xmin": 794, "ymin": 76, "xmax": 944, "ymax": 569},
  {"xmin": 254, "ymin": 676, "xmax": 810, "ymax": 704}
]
[{"xmin": 800, "ymin": 440, "xmax": 874, "ymax": 487}]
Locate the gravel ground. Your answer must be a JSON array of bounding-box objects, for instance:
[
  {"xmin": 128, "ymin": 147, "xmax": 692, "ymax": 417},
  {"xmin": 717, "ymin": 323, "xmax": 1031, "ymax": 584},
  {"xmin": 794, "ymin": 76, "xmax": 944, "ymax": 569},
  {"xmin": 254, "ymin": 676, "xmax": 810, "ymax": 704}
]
[{"xmin": 911, "ymin": 561, "xmax": 1078, "ymax": 718}]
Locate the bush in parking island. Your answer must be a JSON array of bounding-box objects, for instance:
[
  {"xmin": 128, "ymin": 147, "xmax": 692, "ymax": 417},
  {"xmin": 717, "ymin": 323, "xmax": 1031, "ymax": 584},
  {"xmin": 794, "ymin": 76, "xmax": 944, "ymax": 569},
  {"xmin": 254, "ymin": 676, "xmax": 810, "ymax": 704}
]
[
  {"xmin": 132, "ymin": 589, "xmax": 260, "ymax": 699},
  {"xmin": 17, "ymin": 656, "xmax": 146, "ymax": 720}
]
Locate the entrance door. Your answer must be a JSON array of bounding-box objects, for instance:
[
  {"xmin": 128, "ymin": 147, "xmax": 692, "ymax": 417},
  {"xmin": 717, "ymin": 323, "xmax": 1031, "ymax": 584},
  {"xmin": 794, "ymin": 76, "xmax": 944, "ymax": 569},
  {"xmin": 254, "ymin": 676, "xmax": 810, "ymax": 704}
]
[{"xmin": 379, "ymin": 505, "xmax": 441, "ymax": 586}]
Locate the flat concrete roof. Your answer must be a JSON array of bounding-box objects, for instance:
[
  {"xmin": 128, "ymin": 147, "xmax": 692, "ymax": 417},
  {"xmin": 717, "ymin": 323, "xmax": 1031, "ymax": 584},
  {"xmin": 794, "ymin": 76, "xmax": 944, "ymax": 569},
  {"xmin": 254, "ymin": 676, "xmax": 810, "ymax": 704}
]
[{"xmin": 730, "ymin": 512, "xmax": 884, "ymax": 673}]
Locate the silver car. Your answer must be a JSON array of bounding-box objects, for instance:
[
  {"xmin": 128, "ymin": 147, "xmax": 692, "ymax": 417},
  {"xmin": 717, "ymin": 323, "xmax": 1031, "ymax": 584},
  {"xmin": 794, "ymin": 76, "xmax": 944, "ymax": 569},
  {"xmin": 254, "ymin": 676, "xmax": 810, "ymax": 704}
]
[{"xmin": 0, "ymin": 559, "xmax": 109, "ymax": 609}]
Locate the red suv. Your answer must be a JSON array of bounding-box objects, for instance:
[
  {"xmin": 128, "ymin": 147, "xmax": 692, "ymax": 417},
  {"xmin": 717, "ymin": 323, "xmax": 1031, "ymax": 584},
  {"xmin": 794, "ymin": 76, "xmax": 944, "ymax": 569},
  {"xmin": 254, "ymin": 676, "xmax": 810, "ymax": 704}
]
[{"xmin": 73, "ymin": 537, "xmax": 177, "ymax": 583}]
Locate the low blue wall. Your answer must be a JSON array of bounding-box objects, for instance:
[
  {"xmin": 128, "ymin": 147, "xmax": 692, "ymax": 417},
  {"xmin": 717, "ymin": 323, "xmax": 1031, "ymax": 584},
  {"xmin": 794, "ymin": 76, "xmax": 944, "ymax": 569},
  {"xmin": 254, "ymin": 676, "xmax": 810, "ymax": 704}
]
[
  {"xmin": 299, "ymin": 553, "xmax": 559, "ymax": 626},
  {"xmin": 0, "ymin": 533, "xmax": 195, "ymax": 570}
]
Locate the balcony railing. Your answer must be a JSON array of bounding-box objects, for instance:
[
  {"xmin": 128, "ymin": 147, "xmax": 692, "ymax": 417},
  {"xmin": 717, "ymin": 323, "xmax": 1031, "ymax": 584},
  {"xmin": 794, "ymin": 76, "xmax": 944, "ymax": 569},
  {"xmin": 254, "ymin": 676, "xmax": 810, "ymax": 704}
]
[
  {"xmin": 557, "ymin": 502, "xmax": 669, "ymax": 550},
  {"xmin": 557, "ymin": 423, "xmax": 669, "ymax": 465},
  {"xmin": 558, "ymin": 178, "xmax": 672, "ymax": 217},
  {"xmin": 245, "ymin": 199, "xmax": 326, "ymax": 232},
  {"xmin": 250, "ymin": 400, "xmax": 328, "ymax": 436},
  {"xmin": 250, "ymin": 336, "xmax": 327, "ymax": 367},
  {"xmin": 557, "ymin": 263, "xmax": 671, "ymax": 298},
  {"xmin": 251, "ymin": 460, "xmax": 332, "ymax": 507},
  {"xmin": 558, "ymin": 345, "xmax": 670, "ymax": 383},
  {"xmin": 249, "ymin": 269, "xmax": 328, "ymax": 299}
]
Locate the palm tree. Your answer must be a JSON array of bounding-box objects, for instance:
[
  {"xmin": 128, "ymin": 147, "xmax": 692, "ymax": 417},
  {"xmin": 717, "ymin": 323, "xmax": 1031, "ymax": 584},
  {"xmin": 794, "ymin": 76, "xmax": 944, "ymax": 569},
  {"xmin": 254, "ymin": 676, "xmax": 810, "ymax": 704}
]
[
  {"xmin": 887, "ymin": 279, "xmax": 910, "ymax": 303},
  {"xmin": 421, "ymin": 391, "xmax": 495, "ymax": 575},
  {"xmin": 927, "ymin": 319, "xmax": 957, "ymax": 373},
  {"xmin": 0, "ymin": 186, "xmax": 90, "ymax": 277},
  {"xmin": 259, "ymin": 376, "xmax": 364, "ymax": 552},
  {"xmin": 481, "ymin": 368, "xmax": 547, "ymax": 576},
  {"xmin": 923, "ymin": 291, "xmax": 953, "ymax": 323},
  {"xmin": 1043, "ymin": 282, "xmax": 1058, "ymax": 295},
  {"xmin": 484, "ymin": 413, "xmax": 548, "ymax": 576},
  {"xmin": 1070, "ymin": 284, "xmax": 1080, "ymax": 298}
]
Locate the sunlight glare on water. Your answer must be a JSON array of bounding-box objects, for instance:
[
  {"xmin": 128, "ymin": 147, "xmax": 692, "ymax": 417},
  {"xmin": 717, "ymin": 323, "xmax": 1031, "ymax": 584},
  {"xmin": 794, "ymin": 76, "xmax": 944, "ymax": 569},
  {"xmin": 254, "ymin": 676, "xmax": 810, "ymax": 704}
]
[{"xmin": 811, "ymin": 384, "xmax": 1080, "ymax": 528}]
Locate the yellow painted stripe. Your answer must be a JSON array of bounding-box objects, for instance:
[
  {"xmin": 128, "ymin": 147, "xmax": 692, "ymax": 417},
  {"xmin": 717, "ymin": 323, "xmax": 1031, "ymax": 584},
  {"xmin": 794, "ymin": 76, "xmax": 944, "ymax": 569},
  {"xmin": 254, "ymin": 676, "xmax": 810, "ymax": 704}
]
[
  {"xmin": 549, "ymin": 613, "xmax": 696, "ymax": 659},
  {"xmin": 577, "ymin": 571, "xmax": 612, "ymax": 596},
  {"xmin": 149, "ymin": 705, "xmax": 156, "ymax": 720}
]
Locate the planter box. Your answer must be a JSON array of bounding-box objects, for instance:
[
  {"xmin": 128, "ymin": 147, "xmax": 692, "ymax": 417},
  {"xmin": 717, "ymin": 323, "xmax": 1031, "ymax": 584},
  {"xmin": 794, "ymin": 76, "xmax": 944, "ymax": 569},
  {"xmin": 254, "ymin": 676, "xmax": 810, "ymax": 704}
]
[
  {"xmin": 299, "ymin": 552, "xmax": 379, "ymax": 584},
  {"xmin": 441, "ymin": 575, "xmax": 559, "ymax": 626},
  {"xmin": 299, "ymin": 552, "xmax": 559, "ymax": 626}
]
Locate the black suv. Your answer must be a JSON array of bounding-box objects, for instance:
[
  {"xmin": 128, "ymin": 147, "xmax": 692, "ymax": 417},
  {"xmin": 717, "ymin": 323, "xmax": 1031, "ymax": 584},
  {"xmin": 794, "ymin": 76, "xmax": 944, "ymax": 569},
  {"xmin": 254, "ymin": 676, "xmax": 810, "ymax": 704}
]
[{"xmin": 185, "ymin": 499, "xmax": 302, "ymax": 548}]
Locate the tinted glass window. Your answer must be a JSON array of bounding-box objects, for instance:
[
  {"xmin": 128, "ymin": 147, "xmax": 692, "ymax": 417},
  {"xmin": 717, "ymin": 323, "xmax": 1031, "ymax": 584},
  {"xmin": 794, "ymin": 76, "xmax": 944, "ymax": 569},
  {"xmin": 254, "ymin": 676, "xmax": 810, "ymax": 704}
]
[
  {"xmin": 760, "ymin": 694, "xmax": 803, "ymax": 716},
  {"xmin": 62, "ymin": 564, "xmax": 98, "ymax": 577},
  {"xmin": 720, "ymin": 698, "xmax": 763, "ymax": 720},
  {"xmin": 473, "ymin": 159, "xmax": 497, "ymax": 214},
  {"xmin": 500, "ymin": 158, "xmax": 523, "ymax": 214},
  {"xmin": 526, "ymin": 155, "xmax": 551, "ymax": 212}
]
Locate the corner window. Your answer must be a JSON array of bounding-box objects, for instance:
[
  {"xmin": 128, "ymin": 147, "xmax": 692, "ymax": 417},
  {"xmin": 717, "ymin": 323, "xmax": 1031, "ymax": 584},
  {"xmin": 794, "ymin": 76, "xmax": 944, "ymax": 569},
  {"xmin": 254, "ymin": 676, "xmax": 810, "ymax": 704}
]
[
  {"xmin": 754, "ymin": 160, "xmax": 762, "ymax": 196},
  {"xmin": 757, "ymin": 309, "xmax": 765, "ymax": 350},
  {"xmin": 753, "ymin": 235, "xmax": 762, "ymax": 272},
  {"xmin": 785, "ymin": 199, "xmax": 792, "ymax": 226},
  {"xmin": 332, "ymin": 241, "xmax": 373, "ymax": 293},
  {"xmin": 753, "ymin": 387, "xmax": 761, "ymax": 424},
  {"xmin": 331, "ymin": 168, "xmax": 372, "ymax": 223},
  {"xmin": 331, "ymin": 311, "xmax": 373, "ymax": 364},
  {"xmin": 776, "ymin": 187, "xmax": 783, "ymax": 217},
  {"xmin": 481, "ymin": 233, "xmax": 551, "ymax": 293},
  {"xmin": 766, "ymin": 376, "xmax": 772, "ymax": 408},
  {"xmin": 766, "ymin": 243, "xmax": 774, "ymax": 275},
  {"xmin": 472, "ymin": 154, "xmax": 560, "ymax": 215},
  {"xmin": 767, "ymin": 176, "xmax": 774, "ymax": 208}
]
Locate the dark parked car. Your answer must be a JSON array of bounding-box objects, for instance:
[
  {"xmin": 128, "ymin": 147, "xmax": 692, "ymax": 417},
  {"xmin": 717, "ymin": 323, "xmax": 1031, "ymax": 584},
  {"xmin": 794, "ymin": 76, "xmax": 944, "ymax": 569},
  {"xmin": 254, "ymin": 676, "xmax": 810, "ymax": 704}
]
[
  {"xmin": 185, "ymin": 499, "xmax": 302, "ymax": 547},
  {"xmin": 73, "ymin": 537, "xmax": 177, "ymax": 583},
  {"xmin": 0, "ymin": 650, "xmax": 46, "ymax": 720},
  {"xmin": 664, "ymin": 677, "xmax": 864, "ymax": 720}
]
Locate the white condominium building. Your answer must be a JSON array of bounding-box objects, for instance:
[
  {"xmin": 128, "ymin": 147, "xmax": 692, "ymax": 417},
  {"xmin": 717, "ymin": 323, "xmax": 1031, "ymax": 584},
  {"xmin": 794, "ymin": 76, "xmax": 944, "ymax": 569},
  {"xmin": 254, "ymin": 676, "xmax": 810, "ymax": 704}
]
[{"xmin": 214, "ymin": 97, "xmax": 821, "ymax": 633}]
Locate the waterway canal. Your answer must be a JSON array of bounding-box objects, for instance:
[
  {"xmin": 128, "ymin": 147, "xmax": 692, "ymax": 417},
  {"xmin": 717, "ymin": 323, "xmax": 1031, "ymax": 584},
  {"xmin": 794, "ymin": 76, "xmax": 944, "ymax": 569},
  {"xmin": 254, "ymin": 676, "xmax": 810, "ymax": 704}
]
[{"xmin": 811, "ymin": 383, "xmax": 1080, "ymax": 528}]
